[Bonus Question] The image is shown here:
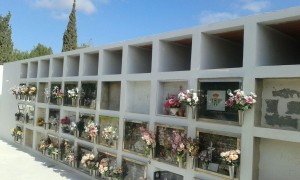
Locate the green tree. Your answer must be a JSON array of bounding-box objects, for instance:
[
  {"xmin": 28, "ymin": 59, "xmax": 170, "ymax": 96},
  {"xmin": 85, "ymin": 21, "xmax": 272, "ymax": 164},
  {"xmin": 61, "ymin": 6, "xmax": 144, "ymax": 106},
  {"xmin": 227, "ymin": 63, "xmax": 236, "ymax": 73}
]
[
  {"xmin": 0, "ymin": 12, "xmax": 14, "ymax": 64},
  {"xmin": 12, "ymin": 49, "xmax": 30, "ymax": 60},
  {"xmin": 62, "ymin": 0, "xmax": 77, "ymax": 52},
  {"xmin": 29, "ymin": 43, "xmax": 53, "ymax": 58}
]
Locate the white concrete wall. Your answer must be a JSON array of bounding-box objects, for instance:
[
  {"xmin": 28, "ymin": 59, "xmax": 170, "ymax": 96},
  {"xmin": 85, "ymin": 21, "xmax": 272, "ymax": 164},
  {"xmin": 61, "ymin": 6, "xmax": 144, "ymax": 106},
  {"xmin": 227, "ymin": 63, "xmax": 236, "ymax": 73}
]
[{"xmin": 2, "ymin": 6, "xmax": 300, "ymax": 180}]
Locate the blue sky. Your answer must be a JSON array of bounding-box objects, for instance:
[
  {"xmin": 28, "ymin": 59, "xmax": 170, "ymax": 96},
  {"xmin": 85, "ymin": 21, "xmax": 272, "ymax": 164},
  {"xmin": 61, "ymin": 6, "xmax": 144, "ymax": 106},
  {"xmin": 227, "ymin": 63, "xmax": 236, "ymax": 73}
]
[{"xmin": 0, "ymin": 0, "xmax": 300, "ymax": 53}]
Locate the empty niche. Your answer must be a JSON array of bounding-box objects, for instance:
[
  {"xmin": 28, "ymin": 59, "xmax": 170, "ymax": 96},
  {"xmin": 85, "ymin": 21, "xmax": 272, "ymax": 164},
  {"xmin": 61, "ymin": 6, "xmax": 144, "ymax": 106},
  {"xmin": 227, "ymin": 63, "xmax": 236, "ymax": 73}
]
[
  {"xmin": 258, "ymin": 138, "xmax": 300, "ymax": 180},
  {"xmin": 20, "ymin": 63, "xmax": 28, "ymax": 78},
  {"xmin": 158, "ymin": 37, "xmax": 192, "ymax": 72},
  {"xmin": 126, "ymin": 81, "xmax": 151, "ymax": 114},
  {"xmin": 51, "ymin": 57, "xmax": 64, "ymax": 77},
  {"xmin": 127, "ymin": 44, "xmax": 152, "ymax": 74},
  {"xmin": 101, "ymin": 81, "xmax": 121, "ymax": 111},
  {"xmin": 25, "ymin": 128, "xmax": 34, "ymax": 148},
  {"xmin": 38, "ymin": 82, "xmax": 48, "ymax": 103},
  {"xmin": 83, "ymin": 52, "xmax": 99, "ymax": 76},
  {"xmin": 102, "ymin": 49, "xmax": 123, "ymax": 75},
  {"xmin": 66, "ymin": 54, "xmax": 80, "ymax": 76},
  {"xmin": 29, "ymin": 61, "xmax": 38, "ymax": 78},
  {"xmin": 157, "ymin": 81, "xmax": 188, "ymax": 116},
  {"xmin": 257, "ymin": 20, "xmax": 300, "ymax": 66},
  {"xmin": 39, "ymin": 59, "xmax": 50, "ymax": 78},
  {"xmin": 200, "ymin": 29, "xmax": 244, "ymax": 69}
]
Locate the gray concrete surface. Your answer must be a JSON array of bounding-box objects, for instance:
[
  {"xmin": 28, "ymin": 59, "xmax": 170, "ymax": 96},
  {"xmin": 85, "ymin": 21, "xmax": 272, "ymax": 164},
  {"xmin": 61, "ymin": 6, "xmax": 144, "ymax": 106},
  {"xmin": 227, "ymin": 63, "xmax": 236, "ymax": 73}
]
[{"xmin": 0, "ymin": 140, "xmax": 92, "ymax": 180}]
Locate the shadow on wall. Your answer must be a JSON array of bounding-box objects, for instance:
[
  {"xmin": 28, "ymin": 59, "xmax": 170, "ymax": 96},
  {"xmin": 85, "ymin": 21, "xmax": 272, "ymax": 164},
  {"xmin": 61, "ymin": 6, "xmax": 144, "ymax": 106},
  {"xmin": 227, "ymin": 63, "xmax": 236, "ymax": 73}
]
[{"xmin": 0, "ymin": 140, "xmax": 90, "ymax": 180}]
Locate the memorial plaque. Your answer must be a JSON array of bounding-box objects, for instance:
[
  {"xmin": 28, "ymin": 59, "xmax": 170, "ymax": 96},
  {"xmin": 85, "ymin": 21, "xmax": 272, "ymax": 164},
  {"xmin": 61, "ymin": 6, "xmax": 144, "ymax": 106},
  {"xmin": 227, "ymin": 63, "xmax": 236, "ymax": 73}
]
[
  {"xmin": 198, "ymin": 81, "xmax": 241, "ymax": 122},
  {"xmin": 197, "ymin": 130, "xmax": 240, "ymax": 177},
  {"xmin": 122, "ymin": 158, "xmax": 147, "ymax": 180}
]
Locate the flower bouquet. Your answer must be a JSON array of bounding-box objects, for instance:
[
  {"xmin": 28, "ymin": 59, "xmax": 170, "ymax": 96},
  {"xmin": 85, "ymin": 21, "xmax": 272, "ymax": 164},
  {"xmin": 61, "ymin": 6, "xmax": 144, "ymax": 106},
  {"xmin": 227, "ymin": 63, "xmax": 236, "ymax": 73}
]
[
  {"xmin": 220, "ymin": 149, "xmax": 241, "ymax": 179},
  {"xmin": 51, "ymin": 86, "xmax": 64, "ymax": 105},
  {"xmin": 20, "ymin": 85, "xmax": 28, "ymax": 100},
  {"xmin": 10, "ymin": 86, "xmax": 21, "ymax": 99},
  {"xmin": 60, "ymin": 117, "xmax": 71, "ymax": 133},
  {"xmin": 140, "ymin": 127, "xmax": 156, "ymax": 157},
  {"xmin": 102, "ymin": 125, "xmax": 118, "ymax": 146},
  {"xmin": 112, "ymin": 166, "xmax": 123, "ymax": 179},
  {"xmin": 164, "ymin": 94, "xmax": 181, "ymax": 116},
  {"xmin": 98, "ymin": 158, "xmax": 113, "ymax": 177},
  {"xmin": 81, "ymin": 153, "xmax": 97, "ymax": 170},
  {"xmin": 178, "ymin": 89, "xmax": 199, "ymax": 107},
  {"xmin": 37, "ymin": 117, "xmax": 44, "ymax": 127},
  {"xmin": 84, "ymin": 120, "xmax": 98, "ymax": 142},
  {"xmin": 65, "ymin": 153, "xmax": 76, "ymax": 167},
  {"xmin": 178, "ymin": 89, "xmax": 199, "ymax": 118},
  {"xmin": 186, "ymin": 137, "xmax": 200, "ymax": 168},
  {"xmin": 167, "ymin": 130, "xmax": 187, "ymax": 167},
  {"xmin": 28, "ymin": 86, "xmax": 37, "ymax": 101},
  {"xmin": 11, "ymin": 127, "xmax": 22, "ymax": 142},
  {"xmin": 67, "ymin": 88, "xmax": 79, "ymax": 99},
  {"xmin": 48, "ymin": 144, "xmax": 59, "ymax": 160},
  {"xmin": 225, "ymin": 89, "xmax": 257, "ymax": 111}
]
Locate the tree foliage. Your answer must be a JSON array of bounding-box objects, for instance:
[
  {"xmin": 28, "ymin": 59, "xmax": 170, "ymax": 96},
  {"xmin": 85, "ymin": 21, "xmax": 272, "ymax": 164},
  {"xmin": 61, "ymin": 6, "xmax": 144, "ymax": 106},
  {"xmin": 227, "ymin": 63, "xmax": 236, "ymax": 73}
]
[
  {"xmin": 62, "ymin": 0, "xmax": 77, "ymax": 52},
  {"xmin": 29, "ymin": 43, "xmax": 53, "ymax": 58},
  {"xmin": 13, "ymin": 43, "xmax": 53, "ymax": 61},
  {"xmin": 0, "ymin": 12, "xmax": 14, "ymax": 64}
]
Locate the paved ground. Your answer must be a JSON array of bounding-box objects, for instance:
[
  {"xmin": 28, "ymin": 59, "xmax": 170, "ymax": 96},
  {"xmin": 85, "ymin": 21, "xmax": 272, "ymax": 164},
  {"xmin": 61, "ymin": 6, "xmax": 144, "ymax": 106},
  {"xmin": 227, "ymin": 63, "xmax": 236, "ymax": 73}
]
[{"xmin": 0, "ymin": 140, "xmax": 91, "ymax": 180}]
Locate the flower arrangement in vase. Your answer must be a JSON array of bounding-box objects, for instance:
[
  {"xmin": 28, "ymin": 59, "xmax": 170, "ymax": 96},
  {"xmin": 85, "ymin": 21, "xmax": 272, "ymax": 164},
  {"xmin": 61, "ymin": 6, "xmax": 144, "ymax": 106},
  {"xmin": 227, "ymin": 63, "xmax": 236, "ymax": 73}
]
[
  {"xmin": 11, "ymin": 127, "xmax": 23, "ymax": 142},
  {"xmin": 112, "ymin": 166, "xmax": 123, "ymax": 179},
  {"xmin": 102, "ymin": 125, "xmax": 118, "ymax": 146},
  {"xmin": 10, "ymin": 86, "xmax": 21, "ymax": 99},
  {"xmin": 225, "ymin": 89, "xmax": 257, "ymax": 111},
  {"xmin": 167, "ymin": 129, "xmax": 187, "ymax": 168},
  {"xmin": 186, "ymin": 137, "xmax": 200, "ymax": 168},
  {"xmin": 37, "ymin": 117, "xmax": 44, "ymax": 127},
  {"xmin": 51, "ymin": 86, "xmax": 64, "ymax": 105},
  {"xmin": 178, "ymin": 89, "xmax": 199, "ymax": 118},
  {"xmin": 67, "ymin": 88, "xmax": 79, "ymax": 99},
  {"xmin": 28, "ymin": 86, "xmax": 37, "ymax": 101},
  {"xmin": 81, "ymin": 153, "xmax": 97, "ymax": 170},
  {"xmin": 84, "ymin": 120, "xmax": 98, "ymax": 142},
  {"xmin": 225, "ymin": 89, "xmax": 257, "ymax": 125},
  {"xmin": 20, "ymin": 85, "xmax": 28, "ymax": 100},
  {"xmin": 220, "ymin": 149, "xmax": 241, "ymax": 180},
  {"xmin": 164, "ymin": 94, "xmax": 181, "ymax": 116},
  {"xmin": 60, "ymin": 116, "xmax": 71, "ymax": 133},
  {"xmin": 98, "ymin": 158, "xmax": 113, "ymax": 177},
  {"xmin": 140, "ymin": 127, "xmax": 156, "ymax": 158}
]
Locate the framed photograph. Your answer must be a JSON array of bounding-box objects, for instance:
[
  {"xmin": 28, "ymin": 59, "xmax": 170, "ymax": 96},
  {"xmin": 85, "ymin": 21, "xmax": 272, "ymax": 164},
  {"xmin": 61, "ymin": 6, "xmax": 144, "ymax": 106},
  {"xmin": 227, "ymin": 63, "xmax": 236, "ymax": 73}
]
[{"xmin": 206, "ymin": 90, "xmax": 226, "ymax": 111}]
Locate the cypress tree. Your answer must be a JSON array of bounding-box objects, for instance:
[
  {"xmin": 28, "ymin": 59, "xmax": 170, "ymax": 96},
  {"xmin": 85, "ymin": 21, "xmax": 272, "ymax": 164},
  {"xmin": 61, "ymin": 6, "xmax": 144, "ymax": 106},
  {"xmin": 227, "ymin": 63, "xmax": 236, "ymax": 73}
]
[
  {"xmin": 62, "ymin": 0, "xmax": 77, "ymax": 52},
  {"xmin": 0, "ymin": 12, "xmax": 14, "ymax": 64}
]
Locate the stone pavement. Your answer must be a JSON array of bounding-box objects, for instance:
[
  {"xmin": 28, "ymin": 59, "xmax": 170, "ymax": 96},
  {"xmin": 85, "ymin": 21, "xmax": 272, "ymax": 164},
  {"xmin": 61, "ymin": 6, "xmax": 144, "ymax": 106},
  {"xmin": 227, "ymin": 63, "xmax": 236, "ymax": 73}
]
[{"xmin": 0, "ymin": 140, "xmax": 91, "ymax": 180}]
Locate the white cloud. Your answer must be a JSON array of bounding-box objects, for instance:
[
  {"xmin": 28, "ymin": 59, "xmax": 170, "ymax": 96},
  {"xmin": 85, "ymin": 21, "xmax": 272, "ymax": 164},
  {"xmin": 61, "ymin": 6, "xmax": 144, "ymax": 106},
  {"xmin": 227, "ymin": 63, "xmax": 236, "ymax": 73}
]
[
  {"xmin": 52, "ymin": 12, "xmax": 69, "ymax": 20},
  {"xmin": 242, "ymin": 1, "xmax": 270, "ymax": 12},
  {"xmin": 199, "ymin": 11, "xmax": 239, "ymax": 25},
  {"xmin": 31, "ymin": 0, "xmax": 110, "ymax": 16}
]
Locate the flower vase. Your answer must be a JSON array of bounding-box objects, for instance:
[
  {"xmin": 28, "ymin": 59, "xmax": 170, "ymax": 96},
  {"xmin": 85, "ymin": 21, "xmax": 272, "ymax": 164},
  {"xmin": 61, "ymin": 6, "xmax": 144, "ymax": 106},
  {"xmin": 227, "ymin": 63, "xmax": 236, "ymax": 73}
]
[
  {"xmin": 169, "ymin": 108, "xmax": 179, "ymax": 116},
  {"xmin": 52, "ymin": 154, "xmax": 55, "ymax": 160},
  {"xmin": 202, "ymin": 163, "xmax": 208, "ymax": 170},
  {"xmin": 31, "ymin": 95, "xmax": 36, "ymax": 102},
  {"xmin": 178, "ymin": 157, "xmax": 183, "ymax": 168},
  {"xmin": 190, "ymin": 157, "xmax": 195, "ymax": 169},
  {"xmin": 149, "ymin": 147, "xmax": 154, "ymax": 158},
  {"xmin": 228, "ymin": 165, "xmax": 235, "ymax": 180},
  {"xmin": 42, "ymin": 150, "xmax": 45, "ymax": 155},
  {"xmin": 57, "ymin": 98, "xmax": 62, "ymax": 105},
  {"xmin": 191, "ymin": 106, "xmax": 196, "ymax": 119},
  {"xmin": 91, "ymin": 136, "xmax": 96, "ymax": 143},
  {"xmin": 71, "ymin": 98, "xmax": 77, "ymax": 107},
  {"xmin": 238, "ymin": 110, "xmax": 244, "ymax": 125}
]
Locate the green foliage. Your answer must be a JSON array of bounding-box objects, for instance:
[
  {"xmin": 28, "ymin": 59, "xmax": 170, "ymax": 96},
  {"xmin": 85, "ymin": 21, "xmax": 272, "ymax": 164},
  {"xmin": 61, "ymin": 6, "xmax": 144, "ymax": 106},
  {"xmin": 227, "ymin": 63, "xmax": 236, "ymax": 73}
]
[
  {"xmin": 62, "ymin": 0, "xmax": 77, "ymax": 52},
  {"xmin": 29, "ymin": 43, "xmax": 53, "ymax": 58},
  {"xmin": 0, "ymin": 12, "xmax": 14, "ymax": 64},
  {"xmin": 12, "ymin": 43, "xmax": 53, "ymax": 61}
]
